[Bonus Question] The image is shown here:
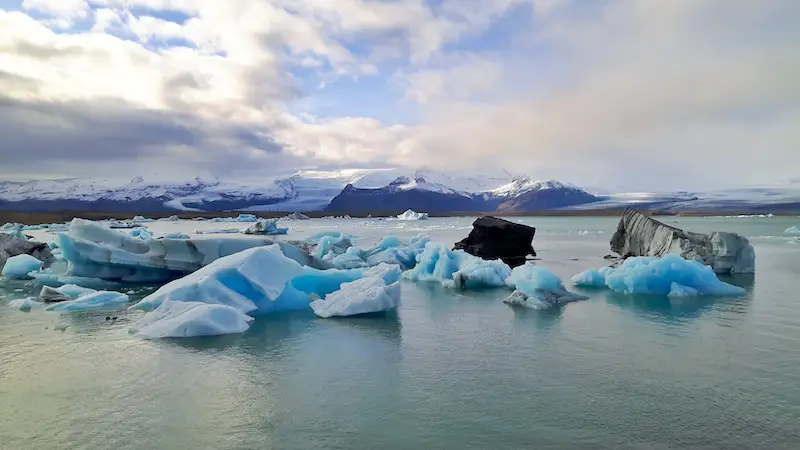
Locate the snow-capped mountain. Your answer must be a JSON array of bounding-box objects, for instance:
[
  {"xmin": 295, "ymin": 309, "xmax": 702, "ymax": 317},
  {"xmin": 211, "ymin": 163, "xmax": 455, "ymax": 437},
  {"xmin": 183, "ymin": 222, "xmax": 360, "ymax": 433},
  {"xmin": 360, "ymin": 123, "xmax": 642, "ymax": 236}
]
[{"xmin": 2, "ymin": 169, "xmax": 799, "ymax": 213}]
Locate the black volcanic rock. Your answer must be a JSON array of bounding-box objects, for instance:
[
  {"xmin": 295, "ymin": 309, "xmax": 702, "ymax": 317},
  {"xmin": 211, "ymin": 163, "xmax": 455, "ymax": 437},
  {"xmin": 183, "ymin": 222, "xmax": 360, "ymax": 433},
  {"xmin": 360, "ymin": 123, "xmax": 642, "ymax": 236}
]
[
  {"xmin": 497, "ymin": 187, "xmax": 599, "ymax": 211},
  {"xmin": 325, "ymin": 183, "xmax": 494, "ymax": 213},
  {"xmin": 453, "ymin": 216, "xmax": 536, "ymax": 267}
]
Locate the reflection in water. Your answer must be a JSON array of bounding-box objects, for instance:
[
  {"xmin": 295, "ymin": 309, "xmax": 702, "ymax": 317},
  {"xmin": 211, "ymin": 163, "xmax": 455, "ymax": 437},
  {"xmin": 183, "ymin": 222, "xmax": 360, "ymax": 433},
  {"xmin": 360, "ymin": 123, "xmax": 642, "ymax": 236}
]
[
  {"xmin": 605, "ymin": 290, "xmax": 751, "ymax": 323},
  {"xmin": 508, "ymin": 303, "xmax": 564, "ymax": 330}
]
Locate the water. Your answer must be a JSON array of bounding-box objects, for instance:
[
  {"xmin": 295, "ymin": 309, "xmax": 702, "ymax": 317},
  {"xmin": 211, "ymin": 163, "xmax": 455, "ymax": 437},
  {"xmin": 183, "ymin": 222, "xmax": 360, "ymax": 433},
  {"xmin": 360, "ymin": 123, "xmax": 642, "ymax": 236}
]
[{"xmin": 1, "ymin": 216, "xmax": 800, "ymax": 449}]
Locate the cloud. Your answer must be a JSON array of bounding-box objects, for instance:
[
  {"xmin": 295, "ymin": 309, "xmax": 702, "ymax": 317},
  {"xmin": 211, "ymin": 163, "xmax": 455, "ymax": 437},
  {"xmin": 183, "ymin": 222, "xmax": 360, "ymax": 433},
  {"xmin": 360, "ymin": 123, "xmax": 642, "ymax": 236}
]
[{"xmin": 0, "ymin": 0, "xmax": 797, "ymax": 190}]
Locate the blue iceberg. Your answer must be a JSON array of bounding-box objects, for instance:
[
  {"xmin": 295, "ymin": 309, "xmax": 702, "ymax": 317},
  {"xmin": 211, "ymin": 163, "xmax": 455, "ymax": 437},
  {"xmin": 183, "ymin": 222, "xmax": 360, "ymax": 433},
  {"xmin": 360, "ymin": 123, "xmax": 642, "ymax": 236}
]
[
  {"xmin": 242, "ymin": 219, "xmax": 288, "ymax": 235},
  {"xmin": 1, "ymin": 254, "xmax": 42, "ymax": 279},
  {"xmin": 504, "ymin": 263, "xmax": 588, "ymax": 309},
  {"xmin": 310, "ymin": 264, "xmax": 401, "ymax": 318},
  {"xmin": 315, "ymin": 233, "xmax": 430, "ymax": 270},
  {"xmin": 402, "ymin": 242, "xmax": 511, "ymax": 289},
  {"xmin": 129, "ymin": 244, "xmax": 364, "ymax": 338},
  {"xmin": 571, "ymin": 254, "xmax": 746, "ymax": 297},
  {"xmin": 46, "ymin": 290, "xmax": 130, "ymax": 312}
]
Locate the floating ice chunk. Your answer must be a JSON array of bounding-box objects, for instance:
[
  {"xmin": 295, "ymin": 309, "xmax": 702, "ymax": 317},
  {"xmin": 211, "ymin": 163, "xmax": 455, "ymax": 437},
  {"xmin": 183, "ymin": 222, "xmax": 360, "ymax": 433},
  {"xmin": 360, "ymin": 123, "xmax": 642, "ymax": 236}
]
[
  {"xmin": 786, "ymin": 226, "xmax": 800, "ymax": 234},
  {"xmin": 131, "ymin": 301, "xmax": 253, "ymax": 338},
  {"xmin": 208, "ymin": 214, "xmax": 258, "ymax": 223},
  {"xmin": 40, "ymin": 286, "xmax": 71, "ymax": 303},
  {"xmin": 1, "ymin": 254, "xmax": 42, "ymax": 279},
  {"xmin": 393, "ymin": 209, "xmax": 429, "ymax": 221},
  {"xmin": 8, "ymin": 297, "xmax": 43, "ymax": 311},
  {"xmin": 56, "ymin": 218, "xmax": 322, "ymax": 284},
  {"xmin": 505, "ymin": 263, "xmax": 588, "ymax": 309},
  {"xmin": 243, "ymin": 219, "xmax": 288, "ymax": 235},
  {"xmin": 310, "ymin": 264, "xmax": 401, "ymax": 318},
  {"xmin": 46, "ymin": 291, "xmax": 130, "ymax": 312},
  {"xmin": 402, "ymin": 242, "xmax": 511, "ymax": 289},
  {"xmin": 315, "ymin": 233, "xmax": 353, "ymax": 259},
  {"xmin": 194, "ymin": 228, "xmax": 240, "ymax": 234},
  {"xmin": 162, "ymin": 232, "xmax": 189, "ymax": 239},
  {"xmin": 132, "ymin": 216, "xmax": 154, "ymax": 223},
  {"xmin": 282, "ymin": 212, "xmax": 310, "ymax": 220},
  {"xmin": 50, "ymin": 284, "xmax": 96, "ymax": 300},
  {"xmin": 571, "ymin": 254, "xmax": 746, "ymax": 296},
  {"xmin": 129, "ymin": 228, "xmax": 153, "ymax": 240},
  {"xmin": 31, "ymin": 272, "xmax": 125, "ymax": 290},
  {"xmin": 157, "ymin": 215, "xmax": 180, "ymax": 222}
]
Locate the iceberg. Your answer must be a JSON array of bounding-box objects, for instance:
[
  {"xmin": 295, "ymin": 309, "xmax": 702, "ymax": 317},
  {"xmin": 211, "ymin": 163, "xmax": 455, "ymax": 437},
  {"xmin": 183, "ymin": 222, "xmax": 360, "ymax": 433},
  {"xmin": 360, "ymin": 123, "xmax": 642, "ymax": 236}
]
[
  {"xmin": 129, "ymin": 228, "xmax": 154, "ymax": 240},
  {"xmin": 162, "ymin": 232, "xmax": 189, "ymax": 239},
  {"xmin": 131, "ymin": 302, "xmax": 254, "ymax": 338},
  {"xmin": 208, "ymin": 214, "xmax": 258, "ymax": 223},
  {"xmin": 46, "ymin": 290, "xmax": 130, "ymax": 312},
  {"xmin": 786, "ymin": 226, "xmax": 800, "ymax": 234},
  {"xmin": 8, "ymin": 297, "xmax": 43, "ymax": 311},
  {"xmin": 393, "ymin": 209, "xmax": 429, "ymax": 221},
  {"xmin": 242, "ymin": 219, "xmax": 288, "ymax": 235},
  {"xmin": 1, "ymin": 254, "xmax": 42, "ymax": 279},
  {"xmin": 402, "ymin": 242, "xmax": 511, "ymax": 289},
  {"xmin": 1, "ymin": 232, "xmax": 53, "ymax": 268},
  {"xmin": 55, "ymin": 218, "xmax": 327, "ymax": 284},
  {"xmin": 282, "ymin": 212, "xmax": 310, "ymax": 220},
  {"xmin": 310, "ymin": 264, "xmax": 401, "ymax": 318},
  {"xmin": 157, "ymin": 215, "xmax": 180, "ymax": 222},
  {"xmin": 129, "ymin": 245, "xmax": 364, "ymax": 337},
  {"xmin": 504, "ymin": 263, "xmax": 588, "ymax": 309},
  {"xmin": 315, "ymin": 234, "xmax": 430, "ymax": 270},
  {"xmin": 572, "ymin": 254, "xmax": 746, "ymax": 297},
  {"xmin": 194, "ymin": 228, "xmax": 240, "ymax": 234},
  {"xmin": 40, "ymin": 284, "xmax": 96, "ymax": 303},
  {"xmin": 132, "ymin": 215, "xmax": 154, "ymax": 223},
  {"xmin": 610, "ymin": 209, "xmax": 755, "ymax": 274}
]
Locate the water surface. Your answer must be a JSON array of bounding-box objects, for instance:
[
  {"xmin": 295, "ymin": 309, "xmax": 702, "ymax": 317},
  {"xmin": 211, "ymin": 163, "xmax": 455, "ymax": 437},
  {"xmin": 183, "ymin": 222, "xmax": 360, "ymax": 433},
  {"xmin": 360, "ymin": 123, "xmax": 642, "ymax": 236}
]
[{"xmin": 1, "ymin": 216, "xmax": 799, "ymax": 449}]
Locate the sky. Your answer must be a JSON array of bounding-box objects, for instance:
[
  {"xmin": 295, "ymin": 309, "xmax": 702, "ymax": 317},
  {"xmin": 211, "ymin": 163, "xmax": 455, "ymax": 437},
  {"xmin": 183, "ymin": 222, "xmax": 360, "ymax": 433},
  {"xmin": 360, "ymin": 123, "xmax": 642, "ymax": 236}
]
[{"xmin": 0, "ymin": 0, "xmax": 798, "ymax": 191}]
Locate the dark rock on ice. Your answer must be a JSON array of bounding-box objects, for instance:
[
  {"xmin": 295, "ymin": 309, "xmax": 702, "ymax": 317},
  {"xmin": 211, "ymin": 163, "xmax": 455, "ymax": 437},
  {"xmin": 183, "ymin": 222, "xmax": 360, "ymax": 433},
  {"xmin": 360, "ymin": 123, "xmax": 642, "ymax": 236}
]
[
  {"xmin": 453, "ymin": 216, "xmax": 536, "ymax": 268},
  {"xmin": 610, "ymin": 209, "xmax": 755, "ymax": 274},
  {"xmin": 0, "ymin": 233, "xmax": 53, "ymax": 270},
  {"xmin": 39, "ymin": 286, "xmax": 71, "ymax": 303}
]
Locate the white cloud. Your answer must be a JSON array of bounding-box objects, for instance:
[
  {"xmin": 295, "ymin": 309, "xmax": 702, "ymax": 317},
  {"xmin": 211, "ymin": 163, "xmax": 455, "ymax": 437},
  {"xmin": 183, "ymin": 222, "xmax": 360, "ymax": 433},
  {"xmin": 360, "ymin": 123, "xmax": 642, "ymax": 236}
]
[{"xmin": 0, "ymin": 0, "xmax": 798, "ymax": 190}]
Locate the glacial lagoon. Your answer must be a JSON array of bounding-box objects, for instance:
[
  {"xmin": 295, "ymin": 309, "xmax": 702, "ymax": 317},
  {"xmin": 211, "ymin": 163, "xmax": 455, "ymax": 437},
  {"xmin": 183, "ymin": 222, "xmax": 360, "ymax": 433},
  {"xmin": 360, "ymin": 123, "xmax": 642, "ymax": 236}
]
[{"xmin": 1, "ymin": 216, "xmax": 800, "ymax": 449}]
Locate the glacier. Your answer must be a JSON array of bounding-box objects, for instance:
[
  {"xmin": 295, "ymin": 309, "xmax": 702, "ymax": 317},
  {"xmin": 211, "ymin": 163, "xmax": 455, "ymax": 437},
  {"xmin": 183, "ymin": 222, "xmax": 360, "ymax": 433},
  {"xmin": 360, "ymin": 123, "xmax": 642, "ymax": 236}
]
[
  {"xmin": 572, "ymin": 254, "xmax": 746, "ymax": 297},
  {"xmin": 310, "ymin": 264, "xmax": 402, "ymax": 318},
  {"xmin": 54, "ymin": 218, "xmax": 328, "ymax": 284},
  {"xmin": 1, "ymin": 254, "xmax": 42, "ymax": 279}
]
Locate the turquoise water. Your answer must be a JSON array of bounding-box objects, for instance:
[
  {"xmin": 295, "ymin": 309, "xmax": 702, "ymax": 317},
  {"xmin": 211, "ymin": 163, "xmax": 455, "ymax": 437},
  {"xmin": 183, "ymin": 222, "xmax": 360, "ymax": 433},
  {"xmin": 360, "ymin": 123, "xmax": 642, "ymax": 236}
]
[{"xmin": 1, "ymin": 216, "xmax": 800, "ymax": 449}]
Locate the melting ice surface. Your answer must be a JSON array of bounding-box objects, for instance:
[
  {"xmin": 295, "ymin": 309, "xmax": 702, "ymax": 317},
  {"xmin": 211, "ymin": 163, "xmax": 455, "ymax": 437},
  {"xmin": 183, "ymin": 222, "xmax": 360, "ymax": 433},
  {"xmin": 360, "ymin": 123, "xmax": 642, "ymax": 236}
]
[
  {"xmin": 1, "ymin": 254, "xmax": 42, "ymax": 279},
  {"xmin": 572, "ymin": 254, "xmax": 746, "ymax": 297}
]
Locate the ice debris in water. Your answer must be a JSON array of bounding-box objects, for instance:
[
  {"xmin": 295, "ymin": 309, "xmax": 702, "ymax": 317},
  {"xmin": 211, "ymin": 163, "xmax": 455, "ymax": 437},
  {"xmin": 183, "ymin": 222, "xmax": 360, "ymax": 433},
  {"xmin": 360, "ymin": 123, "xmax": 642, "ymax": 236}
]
[
  {"xmin": 314, "ymin": 233, "xmax": 430, "ymax": 270},
  {"xmin": 310, "ymin": 264, "xmax": 401, "ymax": 318},
  {"xmin": 132, "ymin": 216, "xmax": 154, "ymax": 223},
  {"xmin": 129, "ymin": 245, "xmax": 364, "ymax": 337},
  {"xmin": 402, "ymin": 242, "xmax": 511, "ymax": 289},
  {"xmin": 1, "ymin": 254, "xmax": 42, "ymax": 279},
  {"xmin": 208, "ymin": 214, "xmax": 258, "ymax": 223},
  {"xmin": 504, "ymin": 263, "xmax": 588, "ymax": 309},
  {"xmin": 392, "ymin": 209, "xmax": 429, "ymax": 221},
  {"xmin": 46, "ymin": 291, "xmax": 130, "ymax": 312},
  {"xmin": 785, "ymin": 226, "xmax": 800, "ymax": 234},
  {"xmin": 157, "ymin": 215, "xmax": 180, "ymax": 222},
  {"xmin": 132, "ymin": 301, "xmax": 254, "ymax": 339},
  {"xmin": 571, "ymin": 254, "xmax": 746, "ymax": 297},
  {"xmin": 8, "ymin": 297, "xmax": 43, "ymax": 311},
  {"xmin": 242, "ymin": 219, "xmax": 288, "ymax": 235}
]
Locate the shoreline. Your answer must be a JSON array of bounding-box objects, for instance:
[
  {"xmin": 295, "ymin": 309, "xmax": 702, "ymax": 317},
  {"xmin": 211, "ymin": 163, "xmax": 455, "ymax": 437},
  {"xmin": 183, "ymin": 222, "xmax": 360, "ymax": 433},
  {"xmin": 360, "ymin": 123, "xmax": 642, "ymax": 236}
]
[{"xmin": 0, "ymin": 209, "xmax": 794, "ymax": 225}]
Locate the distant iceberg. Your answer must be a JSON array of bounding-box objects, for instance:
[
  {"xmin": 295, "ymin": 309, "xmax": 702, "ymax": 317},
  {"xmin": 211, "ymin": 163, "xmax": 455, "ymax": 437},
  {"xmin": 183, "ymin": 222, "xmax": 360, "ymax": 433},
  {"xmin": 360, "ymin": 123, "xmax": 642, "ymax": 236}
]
[
  {"xmin": 785, "ymin": 226, "xmax": 800, "ymax": 234},
  {"xmin": 393, "ymin": 209, "xmax": 429, "ymax": 221},
  {"xmin": 242, "ymin": 219, "xmax": 288, "ymax": 235},
  {"xmin": 572, "ymin": 254, "xmax": 746, "ymax": 297}
]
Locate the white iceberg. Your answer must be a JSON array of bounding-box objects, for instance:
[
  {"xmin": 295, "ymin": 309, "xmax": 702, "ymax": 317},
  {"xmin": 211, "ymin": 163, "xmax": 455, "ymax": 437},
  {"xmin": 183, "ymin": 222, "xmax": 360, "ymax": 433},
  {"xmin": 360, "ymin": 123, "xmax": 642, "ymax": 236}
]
[
  {"xmin": 194, "ymin": 228, "xmax": 240, "ymax": 234},
  {"xmin": 785, "ymin": 226, "xmax": 800, "ymax": 234},
  {"xmin": 572, "ymin": 254, "xmax": 746, "ymax": 297},
  {"xmin": 402, "ymin": 242, "xmax": 511, "ymax": 289},
  {"xmin": 310, "ymin": 264, "xmax": 401, "ymax": 318},
  {"xmin": 504, "ymin": 263, "xmax": 588, "ymax": 309},
  {"xmin": 8, "ymin": 297, "xmax": 43, "ymax": 311},
  {"xmin": 131, "ymin": 301, "xmax": 254, "ymax": 338},
  {"xmin": 1, "ymin": 254, "xmax": 42, "ymax": 279},
  {"xmin": 46, "ymin": 291, "xmax": 130, "ymax": 312},
  {"xmin": 282, "ymin": 212, "xmax": 310, "ymax": 220},
  {"xmin": 208, "ymin": 214, "xmax": 258, "ymax": 223},
  {"xmin": 393, "ymin": 209, "xmax": 429, "ymax": 221}
]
